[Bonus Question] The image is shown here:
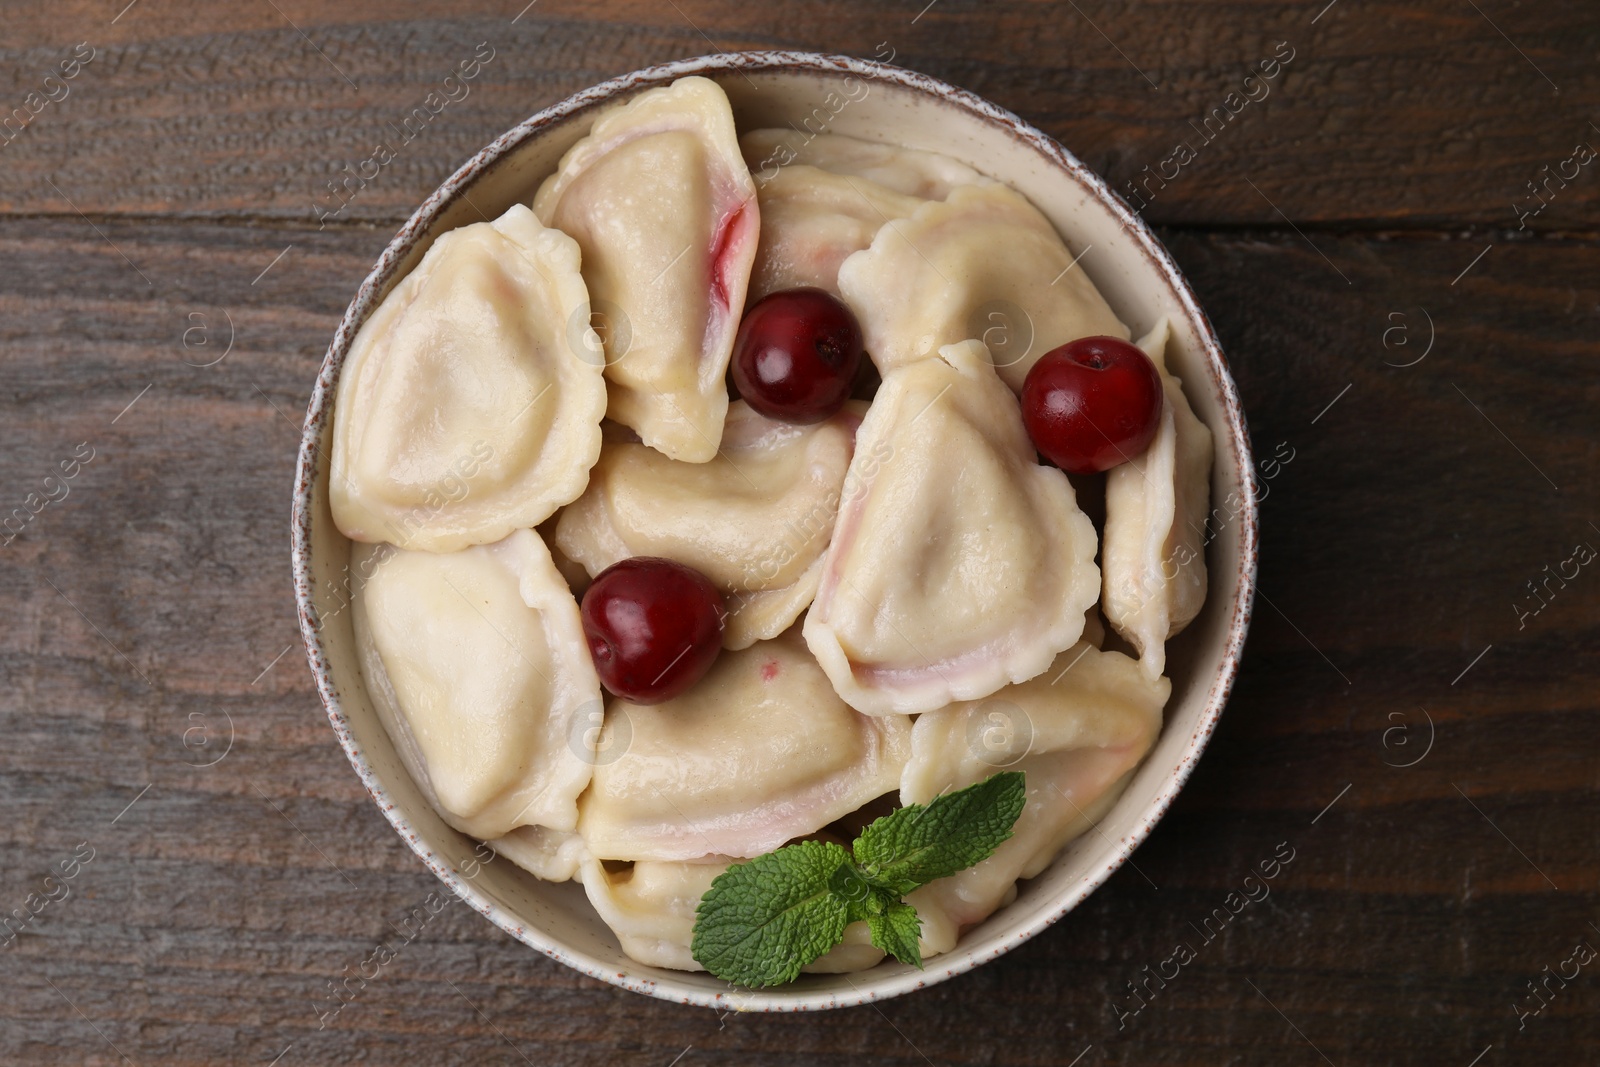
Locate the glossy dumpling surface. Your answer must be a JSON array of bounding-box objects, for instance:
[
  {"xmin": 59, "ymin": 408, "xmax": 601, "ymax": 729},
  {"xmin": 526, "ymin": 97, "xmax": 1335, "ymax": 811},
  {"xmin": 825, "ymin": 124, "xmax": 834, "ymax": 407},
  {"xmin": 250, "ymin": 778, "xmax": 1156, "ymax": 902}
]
[
  {"xmin": 1102, "ymin": 318, "xmax": 1215, "ymax": 678},
  {"xmin": 901, "ymin": 640, "xmax": 1167, "ymax": 933},
  {"xmin": 580, "ymin": 856, "xmax": 725, "ymax": 970},
  {"xmin": 580, "ymin": 856, "xmax": 887, "ymax": 973},
  {"xmin": 353, "ymin": 529, "xmax": 601, "ymax": 840},
  {"xmin": 579, "ymin": 630, "xmax": 911, "ymax": 861},
  {"xmin": 741, "ymin": 129, "xmax": 983, "ymax": 199},
  {"xmin": 555, "ymin": 400, "xmax": 862, "ymax": 649},
  {"xmin": 330, "ymin": 205, "xmax": 604, "ymax": 552},
  {"xmin": 533, "ymin": 77, "xmax": 758, "ymax": 462},
  {"xmin": 837, "ymin": 183, "xmax": 1129, "ymax": 392},
  {"xmin": 487, "ymin": 825, "xmax": 587, "ymax": 883},
  {"xmin": 738, "ymin": 159, "xmax": 924, "ymax": 301},
  {"xmin": 804, "ymin": 340, "xmax": 1101, "ymax": 715}
]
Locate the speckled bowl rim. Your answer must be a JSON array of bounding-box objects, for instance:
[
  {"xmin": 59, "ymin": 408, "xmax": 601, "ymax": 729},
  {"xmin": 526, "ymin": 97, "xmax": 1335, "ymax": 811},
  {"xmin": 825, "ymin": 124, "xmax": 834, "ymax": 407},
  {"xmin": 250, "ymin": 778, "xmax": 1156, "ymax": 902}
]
[{"xmin": 291, "ymin": 49, "xmax": 1258, "ymax": 1012}]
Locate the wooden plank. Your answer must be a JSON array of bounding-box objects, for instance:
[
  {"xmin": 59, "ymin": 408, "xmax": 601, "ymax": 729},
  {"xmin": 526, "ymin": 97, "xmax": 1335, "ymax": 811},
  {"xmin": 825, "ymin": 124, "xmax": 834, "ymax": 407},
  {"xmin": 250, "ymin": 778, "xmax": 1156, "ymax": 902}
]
[
  {"xmin": 0, "ymin": 215, "xmax": 1595, "ymax": 1064},
  {"xmin": 0, "ymin": 1, "xmax": 1596, "ymax": 228}
]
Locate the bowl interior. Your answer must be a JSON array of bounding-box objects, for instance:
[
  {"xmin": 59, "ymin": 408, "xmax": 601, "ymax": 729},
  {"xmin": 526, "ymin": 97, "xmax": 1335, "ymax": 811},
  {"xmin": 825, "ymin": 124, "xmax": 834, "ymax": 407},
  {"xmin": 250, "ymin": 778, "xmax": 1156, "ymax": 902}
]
[{"xmin": 293, "ymin": 53, "xmax": 1256, "ymax": 1012}]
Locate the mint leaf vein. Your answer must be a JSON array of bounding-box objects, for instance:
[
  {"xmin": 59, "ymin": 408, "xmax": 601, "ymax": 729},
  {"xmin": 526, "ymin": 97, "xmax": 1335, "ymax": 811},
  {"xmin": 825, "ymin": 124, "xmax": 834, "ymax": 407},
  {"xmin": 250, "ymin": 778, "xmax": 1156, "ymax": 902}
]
[
  {"xmin": 690, "ymin": 771, "xmax": 1027, "ymax": 988},
  {"xmin": 690, "ymin": 840, "xmax": 851, "ymax": 988},
  {"xmin": 853, "ymin": 771, "xmax": 1028, "ymax": 893}
]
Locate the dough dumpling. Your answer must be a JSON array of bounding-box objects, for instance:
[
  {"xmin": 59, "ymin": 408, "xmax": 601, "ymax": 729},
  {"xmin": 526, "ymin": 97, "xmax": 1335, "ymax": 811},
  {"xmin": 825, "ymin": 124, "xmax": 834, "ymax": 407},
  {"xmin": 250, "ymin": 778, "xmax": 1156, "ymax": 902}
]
[
  {"xmin": 837, "ymin": 183, "xmax": 1129, "ymax": 392},
  {"xmin": 487, "ymin": 825, "xmax": 587, "ymax": 883},
  {"xmin": 902, "ymin": 641, "xmax": 1167, "ymax": 938},
  {"xmin": 354, "ymin": 530, "xmax": 602, "ymax": 840},
  {"xmin": 1102, "ymin": 318, "xmax": 1215, "ymax": 678},
  {"xmin": 739, "ymin": 160, "xmax": 924, "ymax": 301},
  {"xmin": 554, "ymin": 401, "xmax": 863, "ymax": 650},
  {"xmin": 580, "ymin": 856, "xmax": 887, "ymax": 973},
  {"xmin": 330, "ymin": 205, "xmax": 604, "ymax": 552},
  {"xmin": 533, "ymin": 77, "xmax": 759, "ymax": 462},
  {"xmin": 579, "ymin": 631, "xmax": 911, "ymax": 862},
  {"xmin": 804, "ymin": 340, "xmax": 1101, "ymax": 715},
  {"xmin": 741, "ymin": 129, "xmax": 983, "ymax": 199}
]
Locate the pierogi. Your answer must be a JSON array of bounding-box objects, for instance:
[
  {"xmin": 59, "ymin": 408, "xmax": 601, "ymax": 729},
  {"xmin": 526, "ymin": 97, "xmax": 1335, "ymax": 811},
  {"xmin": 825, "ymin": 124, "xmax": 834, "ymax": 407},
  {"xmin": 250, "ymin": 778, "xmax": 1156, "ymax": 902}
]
[
  {"xmin": 837, "ymin": 182, "xmax": 1130, "ymax": 392},
  {"xmin": 329, "ymin": 205, "xmax": 604, "ymax": 552},
  {"xmin": 1102, "ymin": 318, "xmax": 1215, "ymax": 678},
  {"xmin": 353, "ymin": 530, "xmax": 601, "ymax": 841},
  {"xmin": 336, "ymin": 81, "xmax": 1217, "ymax": 983},
  {"xmin": 742, "ymin": 129, "xmax": 984, "ymax": 199},
  {"xmin": 533, "ymin": 77, "xmax": 758, "ymax": 463},
  {"xmin": 580, "ymin": 855, "xmax": 892, "ymax": 972},
  {"xmin": 741, "ymin": 162, "xmax": 925, "ymax": 301},
  {"xmin": 554, "ymin": 400, "xmax": 864, "ymax": 650},
  {"xmin": 803, "ymin": 339, "xmax": 1101, "ymax": 716},
  {"xmin": 900, "ymin": 641, "xmax": 1168, "ymax": 932},
  {"xmin": 579, "ymin": 630, "xmax": 911, "ymax": 862}
]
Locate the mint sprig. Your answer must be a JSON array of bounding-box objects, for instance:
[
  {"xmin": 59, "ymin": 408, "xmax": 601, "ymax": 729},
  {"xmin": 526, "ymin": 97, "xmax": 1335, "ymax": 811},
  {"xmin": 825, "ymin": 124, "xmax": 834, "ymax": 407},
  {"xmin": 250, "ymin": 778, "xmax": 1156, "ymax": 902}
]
[
  {"xmin": 867, "ymin": 899, "xmax": 924, "ymax": 970},
  {"xmin": 689, "ymin": 840, "xmax": 852, "ymax": 988},
  {"xmin": 690, "ymin": 771, "xmax": 1026, "ymax": 987},
  {"xmin": 853, "ymin": 771, "xmax": 1029, "ymax": 894}
]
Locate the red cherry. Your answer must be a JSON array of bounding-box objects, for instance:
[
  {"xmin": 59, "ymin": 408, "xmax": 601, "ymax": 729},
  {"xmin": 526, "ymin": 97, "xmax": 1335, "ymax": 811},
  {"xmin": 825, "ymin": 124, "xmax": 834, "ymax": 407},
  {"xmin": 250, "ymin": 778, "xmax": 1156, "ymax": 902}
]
[
  {"xmin": 731, "ymin": 287, "xmax": 863, "ymax": 423},
  {"xmin": 1021, "ymin": 336, "xmax": 1164, "ymax": 474},
  {"xmin": 580, "ymin": 557, "xmax": 725, "ymax": 704}
]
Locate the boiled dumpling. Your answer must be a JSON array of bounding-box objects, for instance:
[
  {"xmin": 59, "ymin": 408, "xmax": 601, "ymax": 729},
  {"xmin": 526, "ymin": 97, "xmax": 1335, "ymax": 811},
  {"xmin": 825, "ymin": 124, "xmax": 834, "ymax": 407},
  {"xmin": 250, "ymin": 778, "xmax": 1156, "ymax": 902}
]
[
  {"xmin": 580, "ymin": 856, "xmax": 725, "ymax": 970},
  {"xmin": 330, "ymin": 204, "xmax": 604, "ymax": 552},
  {"xmin": 901, "ymin": 640, "xmax": 1167, "ymax": 935},
  {"xmin": 353, "ymin": 529, "xmax": 602, "ymax": 840},
  {"xmin": 580, "ymin": 856, "xmax": 887, "ymax": 973},
  {"xmin": 741, "ymin": 129, "xmax": 983, "ymax": 199},
  {"xmin": 487, "ymin": 825, "xmax": 587, "ymax": 883},
  {"xmin": 837, "ymin": 183, "xmax": 1129, "ymax": 392},
  {"xmin": 554, "ymin": 400, "xmax": 864, "ymax": 650},
  {"xmin": 579, "ymin": 630, "xmax": 912, "ymax": 862},
  {"xmin": 533, "ymin": 77, "xmax": 758, "ymax": 462},
  {"xmin": 1102, "ymin": 318, "xmax": 1215, "ymax": 679},
  {"xmin": 739, "ymin": 160, "xmax": 925, "ymax": 301},
  {"xmin": 804, "ymin": 340, "xmax": 1101, "ymax": 716}
]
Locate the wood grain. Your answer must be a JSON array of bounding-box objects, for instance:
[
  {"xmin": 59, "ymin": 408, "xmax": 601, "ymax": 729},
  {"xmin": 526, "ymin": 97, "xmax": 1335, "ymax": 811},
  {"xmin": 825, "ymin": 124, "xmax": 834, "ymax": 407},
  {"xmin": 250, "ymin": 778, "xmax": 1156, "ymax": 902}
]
[
  {"xmin": 2, "ymin": 1, "xmax": 1598, "ymax": 1063},
  {"xmin": 1, "ymin": 213, "xmax": 1595, "ymax": 1065},
  {"xmin": 0, "ymin": 1, "xmax": 1597, "ymax": 228}
]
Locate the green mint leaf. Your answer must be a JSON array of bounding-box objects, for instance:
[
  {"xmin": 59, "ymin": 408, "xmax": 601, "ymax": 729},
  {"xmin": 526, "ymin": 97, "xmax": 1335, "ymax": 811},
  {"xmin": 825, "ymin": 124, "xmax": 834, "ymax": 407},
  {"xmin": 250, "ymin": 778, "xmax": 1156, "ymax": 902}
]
[
  {"xmin": 853, "ymin": 771, "xmax": 1027, "ymax": 894},
  {"xmin": 867, "ymin": 899, "xmax": 924, "ymax": 969},
  {"xmin": 689, "ymin": 772, "xmax": 1029, "ymax": 988},
  {"xmin": 828, "ymin": 859, "xmax": 876, "ymax": 910},
  {"xmin": 844, "ymin": 884, "xmax": 894, "ymax": 926},
  {"xmin": 691, "ymin": 840, "xmax": 852, "ymax": 987}
]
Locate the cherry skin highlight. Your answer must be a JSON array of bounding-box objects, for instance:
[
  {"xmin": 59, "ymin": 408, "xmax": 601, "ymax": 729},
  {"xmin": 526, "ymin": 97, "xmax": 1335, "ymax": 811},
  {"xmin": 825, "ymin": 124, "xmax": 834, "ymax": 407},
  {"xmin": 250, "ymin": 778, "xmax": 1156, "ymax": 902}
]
[
  {"xmin": 731, "ymin": 287, "xmax": 864, "ymax": 424},
  {"xmin": 580, "ymin": 557, "xmax": 725, "ymax": 704},
  {"xmin": 1021, "ymin": 336, "xmax": 1164, "ymax": 475}
]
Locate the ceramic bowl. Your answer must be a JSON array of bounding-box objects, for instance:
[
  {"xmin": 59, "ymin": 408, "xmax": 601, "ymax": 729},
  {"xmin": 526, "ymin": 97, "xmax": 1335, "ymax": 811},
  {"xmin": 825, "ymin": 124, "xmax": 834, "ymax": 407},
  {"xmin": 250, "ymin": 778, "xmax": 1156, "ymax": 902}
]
[{"xmin": 291, "ymin": 50, "xmax": 1258, "ymax": 1012}]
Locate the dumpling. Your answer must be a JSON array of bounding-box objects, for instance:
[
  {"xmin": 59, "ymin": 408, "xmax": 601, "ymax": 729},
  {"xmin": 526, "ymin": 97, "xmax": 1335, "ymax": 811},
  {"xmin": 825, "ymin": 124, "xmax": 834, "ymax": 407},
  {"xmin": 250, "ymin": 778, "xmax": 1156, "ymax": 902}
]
[
  {"xmin": 1102, "ymin": 318, "xmax": 1215, "ymax": 678},
  {"xmin": 578, "ymin": 630, "xmax": 912, "ymax": 862},
  {"xmin": 836, "ymin": 183, "xmax": 1129, "ymax": 392},
  {"xmin": 584, "ymin": 640, "xmax": 1166, "ymax": 973},
  {"xmin": 353, "ymin": 529, "xmax": 602, "ymax": 840},
  {"xmin": 741, "ymin": 129, "xmax": 983, "ymax": 199},
  {"xmin": 532, "ymin": 77, "xmax": 758, "ymax": 462},
  {"xmin": 580, "ymin": 856, "xmax": 724, "ymax": 970},
  {"xmin": 740, "ymin": 161, "xmax": 925, "ymax": 301},
  {"xmin": 742, "ymin": 164, "xmax": 922, "ymax": 302},
  {"xmin": 579, "ymin": 856, "xmax": 887, "ymax": 973},
  {"xmin": 554, "ymin": 400, "xmax": 863, "ymax": 650},
  {"xmin": 487, "ymin": 825, "xmax": 587, "ymax": 883},
  {"xmin": 330, "ymin": 204, "xmax": 604, "ymax": 552},
  {"xmin": 803, "ymin": 340, "xmax": 1101, "ymax": 716},
  {"xmin": 901, "ymin": 640, "xmax": 1168, "ymax": 935}
]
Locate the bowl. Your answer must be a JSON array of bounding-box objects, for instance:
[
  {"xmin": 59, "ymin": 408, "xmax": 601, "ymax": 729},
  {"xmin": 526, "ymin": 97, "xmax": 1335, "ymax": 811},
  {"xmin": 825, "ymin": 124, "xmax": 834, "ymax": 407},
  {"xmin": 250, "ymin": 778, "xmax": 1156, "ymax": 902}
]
[{"xmin": 291, "ymin": 50, "xmax": 1258, "ymax": 1011}]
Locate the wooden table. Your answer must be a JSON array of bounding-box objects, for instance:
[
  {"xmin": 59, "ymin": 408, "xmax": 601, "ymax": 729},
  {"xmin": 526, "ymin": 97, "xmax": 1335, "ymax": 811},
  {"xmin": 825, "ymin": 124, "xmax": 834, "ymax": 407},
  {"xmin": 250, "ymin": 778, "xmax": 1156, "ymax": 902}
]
[{"xmin": 3, "ymin": 2, "xmax": 1595, "ymax": 1063}]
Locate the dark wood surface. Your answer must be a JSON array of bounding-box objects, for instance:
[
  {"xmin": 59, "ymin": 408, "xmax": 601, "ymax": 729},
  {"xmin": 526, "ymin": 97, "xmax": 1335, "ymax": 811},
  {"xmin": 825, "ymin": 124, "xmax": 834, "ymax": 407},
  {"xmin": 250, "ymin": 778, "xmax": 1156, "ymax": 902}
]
[{"xmin": 2, "ymin": 2, "xmax": 1596, "ymax": 1064}]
